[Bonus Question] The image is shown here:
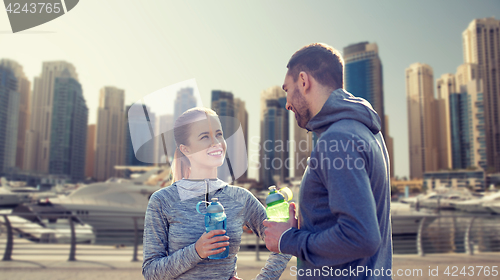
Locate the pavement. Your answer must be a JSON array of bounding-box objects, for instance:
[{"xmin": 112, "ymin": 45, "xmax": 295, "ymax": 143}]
[{"xmin": 0, "ymin": 250, "xmax": 499, "ymax": 280}]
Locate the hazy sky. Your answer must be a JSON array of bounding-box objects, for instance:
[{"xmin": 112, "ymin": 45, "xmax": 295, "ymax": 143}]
[{"xmin": 1, "ymin": 1, "xmax": 499, "ymax": 179}]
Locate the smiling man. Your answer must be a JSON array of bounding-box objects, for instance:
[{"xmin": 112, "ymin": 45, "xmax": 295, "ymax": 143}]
[{"xmin": 263, "ymin": 43, "xmax": 392, "ymax": 279}]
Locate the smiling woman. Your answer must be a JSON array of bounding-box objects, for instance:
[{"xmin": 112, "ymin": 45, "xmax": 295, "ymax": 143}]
[
  {"xmin": 142, "ymin": 107, "xmax": 292, "ymax": 280},
  {"xmin": 171, "ymin": 107, "xmax": 226, "ymax": 182}
]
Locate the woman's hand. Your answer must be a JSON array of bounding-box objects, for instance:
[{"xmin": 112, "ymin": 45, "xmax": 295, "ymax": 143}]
[
  {"xmin": 195, "ymin": 229, "xmax": 230, "ymax": 259},
  {"xmin": 229, "ymin": 277, "xmax": 243, "ymax": 280}
]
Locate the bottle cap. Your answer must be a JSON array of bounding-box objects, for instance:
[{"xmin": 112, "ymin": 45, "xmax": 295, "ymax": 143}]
[
  {"xmin": 206, "ymin": 198, "xmax": 224, "ymax": 213},
  {"xmin": 266, "ymin": 185, "xmax": 285, "ymax": 205}
]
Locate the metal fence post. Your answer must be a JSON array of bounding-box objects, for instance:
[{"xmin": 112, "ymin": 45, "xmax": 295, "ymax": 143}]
[
  {"xmin": 2, "ymin": 215, "xmax": 13, "ymax": 261},
  {"xmin": 465, "ymin": 217, "xmax": 476, "ymax": 255},
  {"xmin": 68, "ymin": 217, "xmax": 76, "ymax": 261},
  {"xmin": 255, "ymin": 235, "xmax": 260, "ymax": 261},
  {"xmin": 132, "ymin": 217, "xmax": 139, "ymax": 262},
  {"xmin": 417, "ymin": 217, "xmax": 427, "ymax": 257}
]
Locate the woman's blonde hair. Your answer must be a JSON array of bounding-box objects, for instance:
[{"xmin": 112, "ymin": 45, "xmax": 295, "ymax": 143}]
[{"xmin": 170, "ymin": 107, "xmax": 218, "ymax": 183}]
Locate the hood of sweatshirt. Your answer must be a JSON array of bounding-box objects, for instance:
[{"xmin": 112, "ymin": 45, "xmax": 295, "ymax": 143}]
[
  {"xmin": 175, "ymin": 178, "xmax": 226, "ymax": 201},
  {"xmin": 305, "ymin": 88, "xmax": 381, "ymax": 135}
]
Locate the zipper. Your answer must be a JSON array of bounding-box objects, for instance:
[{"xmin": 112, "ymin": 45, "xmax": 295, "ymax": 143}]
[{"xmin": 204, "ymin": 179, "xmax": 209, "ymax": 207}]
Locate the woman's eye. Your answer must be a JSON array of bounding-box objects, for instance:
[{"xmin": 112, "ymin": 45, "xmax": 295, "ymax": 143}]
[
  {"xmin": 200, "ymin": 136, "xmax": 208, "ymax": 140},
  {"xmin": 217, "ymin": 133, "xmax": 223, "ymax": 137}
]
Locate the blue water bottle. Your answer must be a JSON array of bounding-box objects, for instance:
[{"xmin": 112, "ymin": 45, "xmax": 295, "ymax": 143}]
[{"xmin": 196, "ymin": 198, "xmax": 229, "ymax": 259}]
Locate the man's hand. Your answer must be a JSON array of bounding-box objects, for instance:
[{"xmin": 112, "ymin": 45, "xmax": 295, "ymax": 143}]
[{"xmin": 263, "ymin": 202, "xmax": 297, "ymax": 253}]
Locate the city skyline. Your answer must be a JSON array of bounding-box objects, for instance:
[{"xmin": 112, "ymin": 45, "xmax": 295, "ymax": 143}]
[{"xmin": 1, "ymin": 1, "xmax": 500, "ymax": 178}]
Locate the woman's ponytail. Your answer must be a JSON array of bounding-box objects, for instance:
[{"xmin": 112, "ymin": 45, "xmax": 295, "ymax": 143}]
[{"xmin": 170, "ymin": 147, "xmax": 190, "ymax": 183}]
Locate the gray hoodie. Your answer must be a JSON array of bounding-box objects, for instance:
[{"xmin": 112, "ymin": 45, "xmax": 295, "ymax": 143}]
[
  {"xmin": 142, "ymin": 179, "xmax": 291, "ymax": 280},
  {"xmin": 280, "ymin": 88, "xmax": 392, "ymax": 279}
]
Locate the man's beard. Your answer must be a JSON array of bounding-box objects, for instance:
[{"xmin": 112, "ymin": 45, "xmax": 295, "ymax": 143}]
[{"xmin": 293, "ymin": 87, "xmax": 311, "ymax": 129}]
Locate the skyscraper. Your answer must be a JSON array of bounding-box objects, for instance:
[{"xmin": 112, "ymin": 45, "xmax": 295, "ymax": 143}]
[
  {"xmin": 156, "ymin": 114, "xmax": 173, "ymax": 164},
  {"xmin": 260, "ymin": 86, "xmax": 289, "ymax": 187},
  {"xmin": 0, "ymin": 59, "xmax": 30, "ymax": 170},
  {"xmin": 85, "ymin": 124, "xmax": 96, "ymax": 179},
  {"xmin": 450, "ymin": 63, "xmax": 487, "ymax": 170},
  {"xmin": 0, "ymin": 64, "xmax": 19, "ymax": 174},
  {"xmin": 344, "ymin": 42, "xmax": 386, "ymax": 136},
  {"xmin": 211, "ymin": 90, "xmax": 235, "ymax": 182},
  {"xmin": 234, "ymin": 98, "xmax": 248, "ymax": 180},
  {"xmin": 94, "ymin": 87, "xmax": 125, "ymax": 181},
  {"xmin": 173, "ymin": 87, "xmax": 197, "ymax": 123},
  {"xmin": 24, "ymin": 61, "xmax": 78, "ymax": 173},
  {"xmin": 172, "ymin": 87, "xmax": 197, "ymax": 158},
  {"xmin": 125, "ymin": 104, "xmax": 156, "ymax": 167},
  {"xmin": 435, "ymin": 73, "xmax": 455, "ymax": 170},
  {"xmin": 385, "ymin": 115, "xmax": 395, "ymax": 178},
  {"xmin": 462, "ymin": 17, "xmax": 500, "ymax": 172},
  {"xmin": 406, "ymin": 63, "xmax": 438, "ymax": 179},
  {"xmin": 48, "ymin": 70, "xmax": 88, "ymax": 181}
]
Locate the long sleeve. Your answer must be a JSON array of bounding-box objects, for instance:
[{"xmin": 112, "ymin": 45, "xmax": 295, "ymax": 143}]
[
  {"xmin": 279, "ymin": 132, "xmax": 382, "ymax": 267},
  {"xmin": 244, "ymin": 191, "xmax": 292, "ymax": 280},
  {"xmin": 142, "ymin": 192, "xmax": 203, "ymax": 280}
]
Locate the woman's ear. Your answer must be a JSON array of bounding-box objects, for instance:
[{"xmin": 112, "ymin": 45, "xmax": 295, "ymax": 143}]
[{"xmin": 179, "ymin": 144, "xmax": 189, "ymax": 155}]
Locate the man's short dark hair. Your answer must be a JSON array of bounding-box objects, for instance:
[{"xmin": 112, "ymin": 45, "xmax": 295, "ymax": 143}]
[{"xmin": 286, "ymin": 43, "xmax": 344, "ymax": 90}]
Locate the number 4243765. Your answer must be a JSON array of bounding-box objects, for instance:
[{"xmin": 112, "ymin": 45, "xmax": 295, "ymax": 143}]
[
  {"xmin": 6, "ymin": 3, "xmax": 62, "ymax": 14},
  {"xmin": 444, "ymin": 266, "xmax": 498, "ymax": 277}
]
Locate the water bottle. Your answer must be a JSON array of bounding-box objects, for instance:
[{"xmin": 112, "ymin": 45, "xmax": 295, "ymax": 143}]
[
  {"xmin": 196, "ymin": 198, "xmax": 229, "ymax": 259},
  {"xmin": 265, "ymin": 186, "xmax": 292, "ymax": 222}
]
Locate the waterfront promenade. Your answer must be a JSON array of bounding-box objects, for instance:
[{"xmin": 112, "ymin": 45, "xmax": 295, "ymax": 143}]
[{"xmin": 0, "ymin": 250, "xmax": 499, "ymax": 280}]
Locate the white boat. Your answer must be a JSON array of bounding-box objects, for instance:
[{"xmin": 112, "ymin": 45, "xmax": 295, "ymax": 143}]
[
  {"xmin": 0, "ymin": 178, "xmax": 57, "ymax": 208},
  {"xmin": 412, "ymin": 188, "xmax": 475, "ymax": 210},
  {"xmin": 452, "ymin": 192, "xmax": 500, "ymax": 213},
  {"xmin": 12, "ymin": 166, "xmax": 170, "ymax": 245},
  {"xmin": 483, "ymin": 200, "xmax": 500, "ymax": 214}
]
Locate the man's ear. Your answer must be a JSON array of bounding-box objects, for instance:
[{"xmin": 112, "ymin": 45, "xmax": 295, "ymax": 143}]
[{"xmin": 298, "ymin": 71, "xmax": 311, "ymax": 94}]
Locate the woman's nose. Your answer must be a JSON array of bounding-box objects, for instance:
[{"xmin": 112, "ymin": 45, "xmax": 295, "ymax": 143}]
[{"xmin": 211, "ymin": 135, "xmax": 221, "ymax": 145}]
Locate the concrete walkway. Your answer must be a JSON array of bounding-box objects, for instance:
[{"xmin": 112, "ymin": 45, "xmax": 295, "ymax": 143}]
[{"xmin": 1, "ymin": 251, "xmax": 499, "ymax": 279}]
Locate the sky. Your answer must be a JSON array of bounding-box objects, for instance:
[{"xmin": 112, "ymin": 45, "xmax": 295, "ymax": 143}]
[{"xmin": 1, "ymin": 0, "xmax": 499, "ymax": 180}]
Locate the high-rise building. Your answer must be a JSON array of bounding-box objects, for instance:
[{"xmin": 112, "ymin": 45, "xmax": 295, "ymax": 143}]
[
  {"xmin": 435, "ymin": 73, "xmax": 455, "ymax": 170},
  {"xmin": 0, "ymin": 64, "xmax": 19, "ymax": 174},
  {"xmin": 462, "ymin": 17, "xmax": 500, "ymax": 172},
  {"xmin": 406, "ymin": 63, "xmax": 438, "ymax": 179},
  {"xmin": 0, "ymin": 59, "xmax": 30, "ymax": 170},
  {"xmin": 344, "ymin": 42, "xmax": 386, "ymax": 137},
  {"xmin": 172, "ymin": 87, "xmax": 197, "ymax": 159},
  {"xmin": 125, "ymin": 105, "xmax": 155, "ymax": 167},
  {"xmin": 234, "ymin": 98, "xmax": 248, "ymax": 180},
  {"xmin": 94, "ymin": 87, "xmax": 125, "ymax": 181},
  {"xmin": 85, "ymin": 124, "xmax": 96, "ymax": 179},
  {"xmin": 156, "ymin": 114, "xmax": 173, "ymax": 164},
  {"xmin": 259, "ymin": 86, "xmax": 289, "ymax": 187},
  {"xmin": 385, "ymin": 115, "xmax": 395, "ymax": 178},
  {"xmin": 211, "ymin": 90, "xmax": 235, "ymax": 182},
  {"xmin": 48, "ymin": 70, "xmax": 88, "ymax": 181},
  {"xmin": 173, "ymin": 87, "xmax": 197, "ymax": 123},
  {"xmin": 450, "ymin": 63, "xmax": 487, "ymax": 170},
  {"xmin": 24, "ymin": 61, "xmax": 78, "ymax": 173}
]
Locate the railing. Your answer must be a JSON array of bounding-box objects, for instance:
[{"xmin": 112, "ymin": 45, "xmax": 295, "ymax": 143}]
[
  {"xmin": 1, "ymin": 212, "xmax": 500, "ymax": 262},
  {"xmin": 393, "ymin": 213, "xmax": 500, "ymax": 255}
]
